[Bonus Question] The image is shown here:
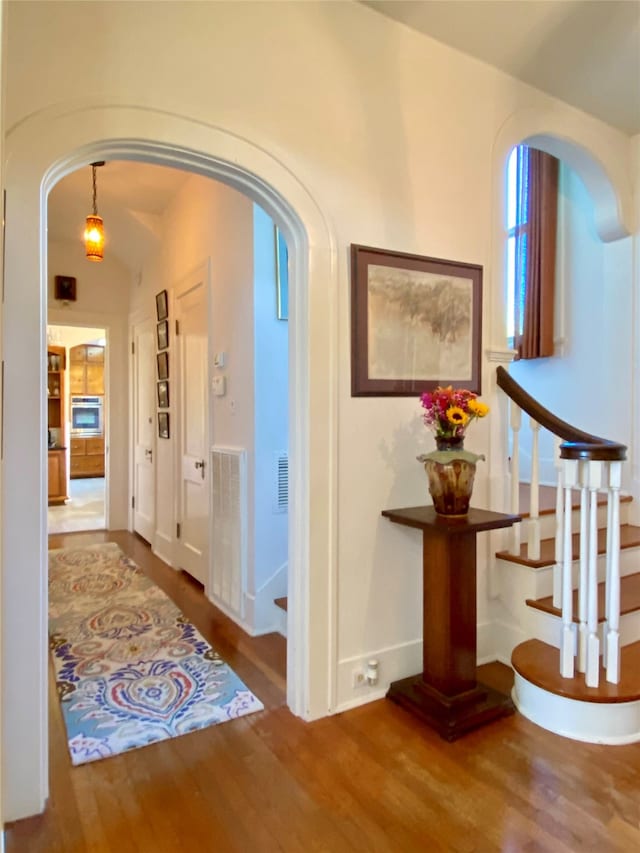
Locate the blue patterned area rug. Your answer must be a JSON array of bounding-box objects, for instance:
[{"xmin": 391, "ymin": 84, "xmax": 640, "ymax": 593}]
[{"xmin": 49, "ymin": 542, "xmax": 264, "ymax": 765}]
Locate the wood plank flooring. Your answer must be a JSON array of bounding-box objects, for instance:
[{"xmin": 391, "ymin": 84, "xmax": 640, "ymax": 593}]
[{"xmin": 6, "ymin": 530, "xmax": 640, "ymax": 852}]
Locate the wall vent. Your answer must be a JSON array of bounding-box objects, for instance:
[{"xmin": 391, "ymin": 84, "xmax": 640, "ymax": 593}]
[
  {"xmin": 210, "ymin": 447, "xmax": 247, "ymax": 619},
  {"xmin": 274, "ymin": 451, "xmax": 288, "ymax": 514}
]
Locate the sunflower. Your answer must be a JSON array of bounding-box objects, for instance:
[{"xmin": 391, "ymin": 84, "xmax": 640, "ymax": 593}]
[
  {"xmin": 446, "ymin": 406, "xmax": 469, "ymax": 426},
  {"xmin": 468, "ymin": 399, "xmax": 489, "ymax": 417}
]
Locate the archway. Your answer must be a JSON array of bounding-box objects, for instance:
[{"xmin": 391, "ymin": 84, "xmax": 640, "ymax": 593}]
[
  {"xmin": 485, "ymin": 108, "xmax": 635, "ymax": 518},
  {"xmin": 2, "ymin": 106, "xmax": 338, "ymax": 821}
]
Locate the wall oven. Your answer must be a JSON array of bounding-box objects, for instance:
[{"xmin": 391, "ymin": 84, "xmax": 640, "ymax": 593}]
[{"xmin": 70, "ymin": 396, "xmax": 104, "ymax": 436}]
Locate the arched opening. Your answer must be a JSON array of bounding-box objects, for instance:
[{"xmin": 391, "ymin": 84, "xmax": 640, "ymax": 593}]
[
  {"xmin": 495, "ymin": 129, "xmax": 634, "ymax": 487},
  {"xmin": 2, "ymin": 109, "xmax": 338, "ymax": 821}
]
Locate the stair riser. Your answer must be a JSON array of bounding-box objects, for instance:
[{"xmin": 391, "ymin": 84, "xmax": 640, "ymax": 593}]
[
  {"xmin": 513, "ymin": 673, "xmax": 640, "ymax": 744},
  {"xmin": 536, "ymin": 547, "xmax": 640, "ymax": 599},
  {"xmin": 520, "ymin": 499, "xmax": 630, "ymax": 542},
  {"xmin": 527, "ymin": 607, "xmax": 640, "ymax": 651},
  {"xmin": 274, "ymin": 605, "xmax": 287, "ymax": 639},
  {"xmin": 496, "ymin": 546, "xmax": 640, "ymax": 602}
]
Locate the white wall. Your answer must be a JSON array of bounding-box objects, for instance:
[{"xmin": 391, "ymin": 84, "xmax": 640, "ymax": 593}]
[
  {"xmin": 2, "ymin": 0, "xmax": 637, "ymax": 820},
  {"xmin": 511, "ymin": 164, "xmax": 634, "ymax": 484},
  {"xmin": 633, "ymin": 133, "xmax": 640, "ymax": 517},
  {"xmin": 47, "ymin": 238, "xmax": 131, "ymax": 528},
  {"xmin": 130, "ymin": 173, "xmax": 254, "ymax": 579},
  {"xmin": 252, "ymin": 204, "xmax": 289, "ymax": 629}
]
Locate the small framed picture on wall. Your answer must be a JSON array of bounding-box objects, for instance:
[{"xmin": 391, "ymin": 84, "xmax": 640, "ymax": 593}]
[
  {"xmin": 155, "ymin": 289, "xmax": 168, "ymax": 321},
  {"xmin": 157, "ymin": 320, "xmax": 169, "ymax": 351},
  {"xmin": 54, "ymin": 275, "xmax": 77, "ymax": 302},
  {"xmin": 157, "ymin": 350, "xmax": 169, "ymax": 380},
  {"xmin": 158, "ymin": 411, "xmax": 170, "ymax": 439},
  {"xmin": 157, "ymin": 380, "xmax": 169, "ymax": 409}
]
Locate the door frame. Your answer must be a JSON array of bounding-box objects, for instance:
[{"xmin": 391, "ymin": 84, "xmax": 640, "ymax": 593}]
[
  {"xmin": 2, "ymin": 106, "xmax": 338, "ymax": 821},
  {"xmin": 129, "ymin": 312, "xmax": 157, "ymax": 546},
  {"xmin": 173, "ymin": 260, "xmax": 211, "ymax": 593},
  {"xmin": 46, "ymin": 313, "xmax": 113, "ymax": 531}
]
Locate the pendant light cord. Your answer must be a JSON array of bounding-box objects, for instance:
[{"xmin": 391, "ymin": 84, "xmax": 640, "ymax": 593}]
[{"xmin": 92, "ymin": 164, "xmax": 98, "ymax": 216}]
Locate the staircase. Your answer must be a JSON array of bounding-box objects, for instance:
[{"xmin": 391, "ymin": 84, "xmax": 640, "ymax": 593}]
[
  {"xmin": 274, "ymin": 596, "xmax": 288, "ymax": 638},
  {"xmin": 495, "ymin": 367, "xmax": 640, "ymax": 743}
]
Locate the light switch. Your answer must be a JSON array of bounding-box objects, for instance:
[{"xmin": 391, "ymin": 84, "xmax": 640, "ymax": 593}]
[
  {"xmin": 213, "ymin": 352, "xmax": 226, "ymax": 368},
  {"xmin": 212, "ymin": 375, "xmax": 226, "ymax": 396}
]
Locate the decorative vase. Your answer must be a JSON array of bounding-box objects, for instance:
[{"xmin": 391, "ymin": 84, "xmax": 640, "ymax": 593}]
[{"xmin": 417, "ymin": 438, "xmax": 484, "ymax": 517}]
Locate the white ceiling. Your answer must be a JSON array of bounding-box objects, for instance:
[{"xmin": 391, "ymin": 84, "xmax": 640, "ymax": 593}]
[
  {"xmin": 363, "ymin": 0, "xmax": 640, "ymax": 135},
  {"xmin": 49, "ymin": 2, "xmax": 639, "ymax": 273},
  {"xmin": 48, "ymin": 161, "xmax": 189, "ymax": 273}
]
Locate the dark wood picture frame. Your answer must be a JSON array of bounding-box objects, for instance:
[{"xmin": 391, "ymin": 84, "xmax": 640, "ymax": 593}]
[
  {"xmin": 158, "ymin": 411, "xmax": 170, "ymax": 439},
  {"xmin": 350, "ymin": 244, "xmax": 482, "ymax": 397},
  {"xmin": 155, "ymin": 289, "xmax": 168, "ymax": 321},
  {"xmin": 157, "ymin": 380, "xmax": 169, "ymax": 409},
  {"xmin": 156, "ymin": 319, "xmax": 169, "ymax": 351},
  {"xmin": 54, "ymin": 275, "xmax": 77, "ymax": 302},
  {"xmin": 156, "ymin": 350, "xmax": 169, "ymax": 380}
]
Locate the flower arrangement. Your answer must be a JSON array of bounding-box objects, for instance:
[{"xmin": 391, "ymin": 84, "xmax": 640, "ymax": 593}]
[{"xmin": 420, "ymin": 385, "xmax": 489, "ymax": 443}]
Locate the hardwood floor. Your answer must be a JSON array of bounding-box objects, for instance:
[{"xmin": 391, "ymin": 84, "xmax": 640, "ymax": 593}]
[{"xmin": 7, "ymin": 530, "xmax": 640, "ymax": 852}]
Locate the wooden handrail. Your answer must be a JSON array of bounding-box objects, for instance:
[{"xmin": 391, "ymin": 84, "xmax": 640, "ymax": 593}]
[{"xmin": 496, "ymin": 366, "xmax": 626, "ymax": 462}]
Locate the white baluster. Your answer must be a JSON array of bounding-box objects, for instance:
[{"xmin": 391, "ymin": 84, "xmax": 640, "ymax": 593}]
[
  {"xmin": 510, "ymin": 403, "xmax": 521, "ymax": 556},
  {"xmin": 602, "ymin": 463, "xmax": 613, "ymax": 665},
  {"xmin": 528, "ymin": 417, "xmax": 541, "ymax": 561},
  {"xmin": 553, "ymin": 437, "xmax": 563, "ymax": 609},
  {"xmin": 561, "ymin": 458, "xmax": 578, "ymax": 678},
  {"xmin": 585, "ymin": 461, "xmax": 603, "ymax": 688},
  {"xmin": 606, "ymin": 462, "xmax": 622, "ymax": 684},
  {"xmin": 577, "ymin": 461, "xmax": 589, "ymax": 673}
]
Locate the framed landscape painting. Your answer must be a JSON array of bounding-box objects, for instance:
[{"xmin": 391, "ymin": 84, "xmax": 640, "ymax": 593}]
[{"xmin": 350, "ymin": 244, "xmax": 482, "ymax": 397}]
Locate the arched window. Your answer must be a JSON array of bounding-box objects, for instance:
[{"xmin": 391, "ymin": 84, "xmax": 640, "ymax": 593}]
[{"xmin": 506, "ymin": 144, "xmax": 559, "ymax": 358}]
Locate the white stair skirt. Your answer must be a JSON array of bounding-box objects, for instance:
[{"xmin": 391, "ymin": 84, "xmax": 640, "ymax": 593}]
[{"xmin": 513, "ymin": 672, "xmax": 640, "ymax": 745}]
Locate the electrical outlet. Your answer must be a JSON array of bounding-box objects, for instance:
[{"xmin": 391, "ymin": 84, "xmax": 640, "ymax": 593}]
[{"xmin": 351, "ymin": 668, "xmax": 366, "ymax": 689}]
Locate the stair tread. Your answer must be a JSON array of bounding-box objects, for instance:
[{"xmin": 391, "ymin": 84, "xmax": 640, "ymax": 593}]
[
  {"xmin": 274, "ymin": 596, "xmax": 288, "ymax": 612},
  {"xmin": 518, "ymin": 483, "xmax": 632, "ymax": 519},
  {"xmin": 512, "ymin": 638, "xmax": 640, "ymax": 703},
  {"xmin": 496, "ymin": 523, "xmax": 640, "ymax": 569},
  {"xmin": 527, "ymin": 571, "xmax": 640, "ymax": 620}
]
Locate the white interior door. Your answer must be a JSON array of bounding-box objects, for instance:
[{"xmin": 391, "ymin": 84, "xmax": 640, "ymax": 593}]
[
  {"xmin": 175, "ymin": 264, "xmax": 209, "ymax": 585},
  {"xmin": 132, "ymin": 318, "xmax": 156, "ymax": 542}
]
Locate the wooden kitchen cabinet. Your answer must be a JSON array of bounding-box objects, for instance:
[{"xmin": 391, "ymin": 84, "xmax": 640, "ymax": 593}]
[
  {"xmin": 48, "ymin": 449, "xmax": 68, "ymax": 504},
  {"xmin": 70, "ymin": 435, "xmax": 105, "ymax": 478},
  {"xmin": 69, "ymin": 344, "xmax": 105, "ymax": 395},
  {"xmin": 47, "ymin": 344, "xmax": 68, "ymax": 505}
]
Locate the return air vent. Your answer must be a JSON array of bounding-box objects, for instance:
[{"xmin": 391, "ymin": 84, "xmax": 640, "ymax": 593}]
[
  {"xmin": 210, "ymin": 447, "xmax": 247, "ymax": 619},
  {"xmin": 274, "ymin": 451, "xmax": 288, "ymax": 514}
]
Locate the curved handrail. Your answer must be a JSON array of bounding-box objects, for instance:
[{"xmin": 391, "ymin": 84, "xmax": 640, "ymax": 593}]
[{"xmin": 496, "ymin": 366, "xmax": 626, "ymax": 462}]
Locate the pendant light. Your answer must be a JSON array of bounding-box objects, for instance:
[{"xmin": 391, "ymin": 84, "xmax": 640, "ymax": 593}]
[{"xmin": 84, "ymin": 161, "xmax": 105, "ymax": 262}]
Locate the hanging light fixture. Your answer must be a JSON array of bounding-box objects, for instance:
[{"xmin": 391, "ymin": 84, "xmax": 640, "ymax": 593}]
[{"xmin": 84, "ymin": 161, "xmax": 105, "ymax": 262}]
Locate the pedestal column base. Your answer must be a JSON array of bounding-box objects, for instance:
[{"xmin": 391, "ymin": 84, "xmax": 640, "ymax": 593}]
[{"xmin": 387, "ymin": 674, "xmax": 515, "ymax": 742}]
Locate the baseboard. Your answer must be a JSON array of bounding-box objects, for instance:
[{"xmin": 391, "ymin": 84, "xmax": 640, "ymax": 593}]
[
  {"xmin": 478, "ymin": 619, "xmax": 527, "ymax": 666},
  {"xmin": 334, "ymin": 687, "xmax": 389, "ymax": 713},
  {"xmin": 335, "ymin": 639, "xmax": 423, "ymax": 711},
  {"xmin": 152, "ymin": 530, "xmax": 173, "ymax": 567},
  {"xmin": 207, "ymin": 590, "xmax": 276, "ymax": 637},
  {"xmin": 243, "ymin": 561, "xmax": 288, "ymax": 635},
  {"xmin": 335, "ymin": 627, "xmax": 521, "ymax": 712}
]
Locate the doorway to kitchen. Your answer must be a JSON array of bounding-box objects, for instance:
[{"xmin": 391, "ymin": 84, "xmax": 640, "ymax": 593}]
[{"xmin": 47, "ymin": 324, "xmax": 108, "ymax": 534}]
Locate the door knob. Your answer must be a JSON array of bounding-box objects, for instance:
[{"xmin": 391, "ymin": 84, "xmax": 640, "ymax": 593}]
[{"xmin": 145, "ymin": 449, "xmax": 153, "ymax": 461}]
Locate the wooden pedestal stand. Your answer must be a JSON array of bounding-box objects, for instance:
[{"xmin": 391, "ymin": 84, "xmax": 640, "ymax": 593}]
[{"xmin": 381, "ymin": 506, "xmax": 521, "ymax": 741}]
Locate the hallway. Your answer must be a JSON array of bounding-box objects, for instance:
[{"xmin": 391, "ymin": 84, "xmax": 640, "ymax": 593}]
[
  {"xmin": 6, "ymin": 532, "xmax": 639, "ymax": 852},
  {"xmin": 48, "ymin": 477, "xmax": 105, "ymax": 534}
]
